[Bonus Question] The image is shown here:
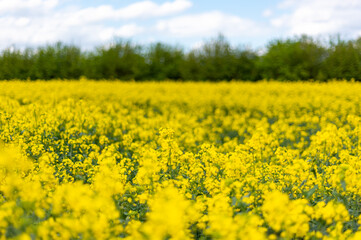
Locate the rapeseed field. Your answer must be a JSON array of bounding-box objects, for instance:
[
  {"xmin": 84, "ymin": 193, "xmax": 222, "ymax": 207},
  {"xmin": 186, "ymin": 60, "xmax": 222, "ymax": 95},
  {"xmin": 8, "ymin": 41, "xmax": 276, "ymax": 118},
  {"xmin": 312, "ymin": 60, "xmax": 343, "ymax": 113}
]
[{"xmin": 1, "ymin": 80, "xmax": 361, "ymax": 239}]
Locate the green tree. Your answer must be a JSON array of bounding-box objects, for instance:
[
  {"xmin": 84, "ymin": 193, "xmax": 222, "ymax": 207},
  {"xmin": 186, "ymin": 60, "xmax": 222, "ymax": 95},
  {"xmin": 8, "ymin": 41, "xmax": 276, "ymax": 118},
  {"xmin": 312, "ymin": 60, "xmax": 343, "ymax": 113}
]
[
  {"xmin": 145, "ymin": 43, "xmax": 184, "ymax": 80},
  {"xmin": 260, "ymin": 35, "xmax": 327, "ymax": 81},
  {"xmin": 233, "ymin": 48, "xmax": 260, "ymax": 81},
  {"xmin": 181, "ymin": 50, "xmax": 202, "ymax": 81},
  {"xmin": 90, "ymin": 41, "xmax": 145, "ymax": 80},
  {"xmin": 323, "ymin": 38, "xmax": 361, "ymax": 80},
  {"xmin": 197, "ymin": 35, "xmax": 236, "ymax": 81}
]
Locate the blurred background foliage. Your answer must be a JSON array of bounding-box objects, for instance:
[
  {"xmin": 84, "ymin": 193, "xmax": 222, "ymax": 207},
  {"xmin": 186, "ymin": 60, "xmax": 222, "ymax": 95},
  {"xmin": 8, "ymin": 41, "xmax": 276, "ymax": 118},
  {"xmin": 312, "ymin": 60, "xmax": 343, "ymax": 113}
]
[{"xmin": 1, "ymin": 34, "xmax": 361, "ymax": 81}]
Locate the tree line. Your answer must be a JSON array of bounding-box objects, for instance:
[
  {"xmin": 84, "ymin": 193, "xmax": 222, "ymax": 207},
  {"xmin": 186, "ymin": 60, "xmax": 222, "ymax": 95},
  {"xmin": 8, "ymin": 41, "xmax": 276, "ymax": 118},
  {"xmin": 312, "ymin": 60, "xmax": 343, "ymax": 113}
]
[{"xmin": 1, "ymin": 35, "xmax": 361, "ymax": 81}]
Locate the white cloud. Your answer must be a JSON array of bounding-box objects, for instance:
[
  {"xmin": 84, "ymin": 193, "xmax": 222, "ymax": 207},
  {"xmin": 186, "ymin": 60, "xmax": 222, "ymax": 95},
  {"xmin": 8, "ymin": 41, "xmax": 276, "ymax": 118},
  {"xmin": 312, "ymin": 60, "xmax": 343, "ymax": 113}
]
[
  {"xmin": 0, "ymin": 0, "xmax": 192, "ymax": 49},
  {"xmin": 59, "ymin": 0, "xmax": 192, "ymax": 25},
  {"xmin": 277, "ymin": 0, "xmax": 298, "ymax": 9},
  {"xmin": 262, "ymin": 9, "xmax": 273, "ymax": 17},
  {"xmin": 99, "ymin": 24, "xmax": 145, "ymax": 41},
  {"xmin": 191, "ymin": 41, "xmax": 205, "ymax": 50},
  {"xmin": 0, "ymin": 15, "xmax": 145, "ymax": 49},
  {"xmin": 0, "ymin": 0, "xmax": 58, "ymax": 14},
  {"xmin": 116, "ymin": 0, "xmax": 192, "ymax": 19},
  {"xmin": 14, "ymin": 17, "xmax": 30, "ymax": 27},
  {"xmin": 156, "ymin": 11, "xmax": 265, "ymax": 38},
  {"xmin": 272, "ymin": 0, "xmax": 361, "ymax": 37}
]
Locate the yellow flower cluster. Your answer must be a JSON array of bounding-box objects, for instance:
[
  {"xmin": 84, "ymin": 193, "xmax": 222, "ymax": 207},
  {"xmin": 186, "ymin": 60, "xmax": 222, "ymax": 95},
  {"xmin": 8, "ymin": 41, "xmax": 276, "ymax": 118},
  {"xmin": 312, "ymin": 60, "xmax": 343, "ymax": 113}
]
[{"xmin": 1, "ymin": 80, "xmax": 361, "ymax": 239}]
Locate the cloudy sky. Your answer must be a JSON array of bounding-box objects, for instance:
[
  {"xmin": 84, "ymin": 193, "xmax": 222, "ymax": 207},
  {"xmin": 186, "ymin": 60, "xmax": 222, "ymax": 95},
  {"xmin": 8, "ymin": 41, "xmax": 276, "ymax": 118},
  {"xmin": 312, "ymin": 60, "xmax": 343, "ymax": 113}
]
[{"xmin": 1, "ymin": 0, "xmax": 361, "ymax": 50}]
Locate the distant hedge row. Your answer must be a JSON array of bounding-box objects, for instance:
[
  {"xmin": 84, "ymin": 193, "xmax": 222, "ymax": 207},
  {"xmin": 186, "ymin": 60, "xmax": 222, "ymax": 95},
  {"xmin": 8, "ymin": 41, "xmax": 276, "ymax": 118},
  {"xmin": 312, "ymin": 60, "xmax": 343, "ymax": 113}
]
[{"xmin": 1, "ymin": 35, "xmax": 361, "ymax": 81}]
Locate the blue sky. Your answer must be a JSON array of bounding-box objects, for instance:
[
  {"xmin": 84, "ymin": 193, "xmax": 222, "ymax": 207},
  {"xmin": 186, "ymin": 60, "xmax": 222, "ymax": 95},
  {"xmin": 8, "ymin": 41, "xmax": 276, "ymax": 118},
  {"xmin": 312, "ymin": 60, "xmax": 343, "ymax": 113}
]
[{"xmin": 1, "ymin": 0, "xmax": 361, "ymax": 50}]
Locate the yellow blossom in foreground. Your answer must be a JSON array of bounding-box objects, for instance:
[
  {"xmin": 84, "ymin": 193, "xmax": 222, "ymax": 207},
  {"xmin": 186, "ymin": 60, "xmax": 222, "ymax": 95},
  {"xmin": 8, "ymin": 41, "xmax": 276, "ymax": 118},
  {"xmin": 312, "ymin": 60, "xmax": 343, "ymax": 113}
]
[{"xmin": 0, "ymin": 80, "xmax": 361, "ymax": 239}]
